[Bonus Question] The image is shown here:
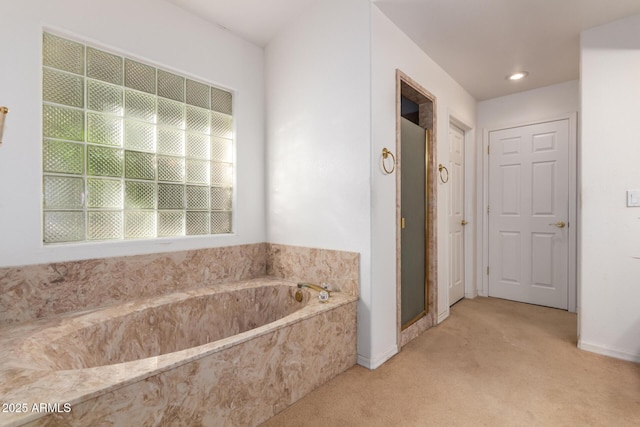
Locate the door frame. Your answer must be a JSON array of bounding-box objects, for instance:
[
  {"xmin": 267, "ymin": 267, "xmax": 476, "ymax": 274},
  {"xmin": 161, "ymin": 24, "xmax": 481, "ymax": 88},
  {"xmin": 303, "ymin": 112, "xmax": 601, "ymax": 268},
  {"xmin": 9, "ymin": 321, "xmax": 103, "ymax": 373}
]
[
  {"xmin": 478, "ymin": 112, "xmax": 578, "ymax": 312},
  {"xmin": 447, "ymin": 115, "xmax": 474, "ymax": 310},
  {"xmin": 395, "ymin": 70, "xmax": 437, "ymax": 349}
]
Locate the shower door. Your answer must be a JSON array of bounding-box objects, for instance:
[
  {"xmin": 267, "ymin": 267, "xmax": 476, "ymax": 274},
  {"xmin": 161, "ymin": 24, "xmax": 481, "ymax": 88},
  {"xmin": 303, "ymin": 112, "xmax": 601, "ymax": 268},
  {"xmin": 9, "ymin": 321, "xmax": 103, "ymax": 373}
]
[{"xmin": 400, "ymin": 117, "xmax": 427, "ymax": 327}]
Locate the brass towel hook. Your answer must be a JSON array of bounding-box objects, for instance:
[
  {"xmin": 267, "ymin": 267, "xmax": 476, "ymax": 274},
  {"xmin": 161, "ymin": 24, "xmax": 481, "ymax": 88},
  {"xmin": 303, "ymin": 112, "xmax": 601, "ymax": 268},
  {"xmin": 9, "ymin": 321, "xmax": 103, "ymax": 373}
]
[
  {"xmin": 382, "ymin": 147, "xmax": 396, "ymax": 174},
  {"xmin": 0, "ymin": 106, "xmax": 8, "ymax": 145},
  {"xmin": 438, "ymin": 164, "xmax": 449, "ymax": 183}
]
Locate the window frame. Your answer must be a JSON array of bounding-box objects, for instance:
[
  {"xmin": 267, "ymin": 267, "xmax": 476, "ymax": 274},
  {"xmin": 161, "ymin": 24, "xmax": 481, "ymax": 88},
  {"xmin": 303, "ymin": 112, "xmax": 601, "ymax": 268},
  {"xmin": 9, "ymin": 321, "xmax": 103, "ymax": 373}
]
[{"xmin": 41, "ymin": 31, "xmax": 236, "ymax": 245}]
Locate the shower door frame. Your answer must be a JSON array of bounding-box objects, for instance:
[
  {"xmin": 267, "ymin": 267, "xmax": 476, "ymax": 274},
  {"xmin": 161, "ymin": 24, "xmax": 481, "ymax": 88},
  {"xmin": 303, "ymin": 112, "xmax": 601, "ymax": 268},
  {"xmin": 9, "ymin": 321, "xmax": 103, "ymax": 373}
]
[{"xmin": 395, "ymin": 70, "xmax": 438, "ymax": 348}]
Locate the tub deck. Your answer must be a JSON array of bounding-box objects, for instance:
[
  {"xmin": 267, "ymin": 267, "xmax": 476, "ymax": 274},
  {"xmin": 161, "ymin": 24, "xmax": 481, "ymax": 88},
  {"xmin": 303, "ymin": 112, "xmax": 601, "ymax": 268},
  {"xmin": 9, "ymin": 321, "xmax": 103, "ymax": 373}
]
[{"xmin": 0, "ymin": 277, "xmax": 357, "ymax": 427}]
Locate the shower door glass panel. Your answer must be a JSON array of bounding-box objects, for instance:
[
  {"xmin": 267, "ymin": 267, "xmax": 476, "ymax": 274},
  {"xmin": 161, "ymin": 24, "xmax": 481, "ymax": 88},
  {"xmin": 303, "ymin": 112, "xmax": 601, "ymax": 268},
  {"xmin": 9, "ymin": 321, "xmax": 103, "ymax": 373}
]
[{"xmin": 400, "ymin": 118, "xmax": 427, "ymax": 327}]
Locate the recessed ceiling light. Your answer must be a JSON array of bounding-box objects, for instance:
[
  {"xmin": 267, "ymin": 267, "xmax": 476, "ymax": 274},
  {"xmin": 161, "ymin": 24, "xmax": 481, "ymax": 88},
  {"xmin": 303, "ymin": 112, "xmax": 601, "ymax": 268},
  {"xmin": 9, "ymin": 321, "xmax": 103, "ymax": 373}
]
[{"xmin": 507, "ymin": 71, "xmax": 529, "ymax": 81}]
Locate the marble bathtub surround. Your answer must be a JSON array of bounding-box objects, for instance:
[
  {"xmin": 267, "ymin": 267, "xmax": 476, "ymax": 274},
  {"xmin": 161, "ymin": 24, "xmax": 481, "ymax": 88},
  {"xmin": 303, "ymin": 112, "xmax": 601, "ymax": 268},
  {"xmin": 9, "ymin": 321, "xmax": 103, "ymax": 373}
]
[
  {"xmin": 267, "ymin": 244, "xmax": 359, "ymax": 297},
  {"xmin": 0, "ymin": 243, "xmax": 359, "ymax": 326},
  {"xmin": 19, "ymin": 283, "xmax": 310, "ymax": 371},
  {"xmin": 0, "ymin": 244, "xmax": 268, "ymax": 326},
  {"xmin": 0, "ymin": 244, "xmax": 361, "ymax": 424},
  {"xmin": 0, "ymin": 279, "xmax": 357, "ymax": 427}
]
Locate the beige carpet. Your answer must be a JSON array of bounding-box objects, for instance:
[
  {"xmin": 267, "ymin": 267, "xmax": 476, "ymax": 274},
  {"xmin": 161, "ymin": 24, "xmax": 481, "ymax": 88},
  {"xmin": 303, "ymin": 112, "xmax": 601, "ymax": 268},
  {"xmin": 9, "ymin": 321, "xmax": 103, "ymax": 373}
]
[{"xmin": 262, "ymin": 297, "xmax": 640, "ymax": 426}]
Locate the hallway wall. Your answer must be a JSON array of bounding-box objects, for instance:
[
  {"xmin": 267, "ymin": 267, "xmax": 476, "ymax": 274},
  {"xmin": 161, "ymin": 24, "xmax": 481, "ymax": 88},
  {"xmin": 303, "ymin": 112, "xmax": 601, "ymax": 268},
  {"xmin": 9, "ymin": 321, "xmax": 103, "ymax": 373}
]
[
  {"xmin": 579, "ymin": 13, "xmax": 640, "ymax": 362},
  {"xmin": 370, "ymin": 5, "xmax": 476, "ymax": 368},
  {"xmin": 266, "ymin": 1, "xmax": 478, "ymax": 369}
]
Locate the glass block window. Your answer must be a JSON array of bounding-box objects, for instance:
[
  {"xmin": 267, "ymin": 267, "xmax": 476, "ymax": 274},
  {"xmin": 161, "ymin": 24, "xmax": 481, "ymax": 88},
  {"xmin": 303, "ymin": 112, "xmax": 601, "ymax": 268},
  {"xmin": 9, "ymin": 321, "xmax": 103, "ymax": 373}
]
[{"xmin": 42, "ymin": 32, "xmax": 234, "ymax": 243}]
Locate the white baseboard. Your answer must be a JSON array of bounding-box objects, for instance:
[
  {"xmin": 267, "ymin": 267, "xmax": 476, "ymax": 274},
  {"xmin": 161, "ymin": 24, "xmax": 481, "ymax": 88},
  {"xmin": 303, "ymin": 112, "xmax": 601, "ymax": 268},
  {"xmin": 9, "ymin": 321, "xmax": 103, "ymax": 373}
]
[
  {"xmin": 578, "ymin": 340, "xmax": 640, "ymax": 363},
  {"xmin": 465, "ymin": 290, "xmax": 478, "ymax": 299},
  {"xmin": 437, "ymin": 309, "xmax": 449, "ymax": 324},
  {"xmin": 357, "ymin": 345, "xmax": 398, "ymax": 370}
]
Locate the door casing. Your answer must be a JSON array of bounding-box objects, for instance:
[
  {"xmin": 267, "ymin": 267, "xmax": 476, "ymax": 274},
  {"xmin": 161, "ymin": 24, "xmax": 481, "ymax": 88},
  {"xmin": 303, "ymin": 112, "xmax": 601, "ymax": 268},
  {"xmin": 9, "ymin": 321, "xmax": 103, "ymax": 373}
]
[
  {"xmin": 449, "ymin": 122, "xmax": 466, "ymax": 306},
  {"xmin": 479, "ymin": 113, "xmax": 578, "ymax": 312}
]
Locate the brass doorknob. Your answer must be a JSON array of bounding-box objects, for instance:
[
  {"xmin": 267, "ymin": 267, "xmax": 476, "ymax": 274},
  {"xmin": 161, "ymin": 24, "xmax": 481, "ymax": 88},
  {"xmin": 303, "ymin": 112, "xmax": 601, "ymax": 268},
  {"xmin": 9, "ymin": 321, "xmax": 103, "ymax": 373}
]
[
  {"xmin": 549, "ymin": 221, "xmax": 566, "ymax": 228},
  {"xmin": 461, "ymin": 220, "xmax": 468, "ymax": 226}
]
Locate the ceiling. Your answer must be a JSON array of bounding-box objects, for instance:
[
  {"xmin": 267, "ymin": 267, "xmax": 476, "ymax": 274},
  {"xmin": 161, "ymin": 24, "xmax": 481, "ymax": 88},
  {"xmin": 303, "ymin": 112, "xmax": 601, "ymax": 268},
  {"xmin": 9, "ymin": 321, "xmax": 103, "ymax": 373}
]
[
  {"xmin": 374, "ymin": 0, "xmax": 640, "ymax": 100},
  {"xmin": 164, "ymin": 0, "xmax": 318, "ymax": 46},
  {"xmin": 166, "ymin": 0, "xmax": 640, "ymax": 101}
]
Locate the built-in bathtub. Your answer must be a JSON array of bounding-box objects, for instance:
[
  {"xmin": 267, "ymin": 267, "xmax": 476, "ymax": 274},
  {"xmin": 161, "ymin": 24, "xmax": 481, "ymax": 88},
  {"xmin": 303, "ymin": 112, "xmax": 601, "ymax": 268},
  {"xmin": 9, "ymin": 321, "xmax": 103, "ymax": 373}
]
[{"xmin": 0, "ymin": 278, "xmax": 357, "ymax": 426}]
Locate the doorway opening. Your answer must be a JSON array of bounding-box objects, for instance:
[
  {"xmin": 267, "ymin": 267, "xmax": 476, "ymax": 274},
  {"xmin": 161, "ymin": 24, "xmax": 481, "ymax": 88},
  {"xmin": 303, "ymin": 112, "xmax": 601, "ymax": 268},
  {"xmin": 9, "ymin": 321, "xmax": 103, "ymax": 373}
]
[{"xmin": 396, "ymin": 70, "xmax": 437, "ymax": 349}]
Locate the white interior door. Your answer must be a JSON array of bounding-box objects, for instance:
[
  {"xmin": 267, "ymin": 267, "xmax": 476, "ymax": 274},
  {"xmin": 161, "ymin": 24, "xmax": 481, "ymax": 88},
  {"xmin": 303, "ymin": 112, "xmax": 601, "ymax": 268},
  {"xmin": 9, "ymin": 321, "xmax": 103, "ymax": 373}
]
[
  {"xmin": 488, "ymin": 119, "xmax": 569, "ymax": 309},
  {"xmin": 449, "ymin": 123, "xmax": 465, "ymax": 306}
]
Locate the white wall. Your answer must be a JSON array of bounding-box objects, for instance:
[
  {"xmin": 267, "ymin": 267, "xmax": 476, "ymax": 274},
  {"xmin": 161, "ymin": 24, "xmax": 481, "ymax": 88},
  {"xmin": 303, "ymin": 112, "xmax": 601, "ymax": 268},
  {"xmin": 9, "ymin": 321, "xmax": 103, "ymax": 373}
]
[
  {"xmin": 476, "ymin": 81, "xmax": 580, "ymax": 298},
  {"xmin": 369, "ymin": 6, "xmax": 476, "ymax": 368},
  {"xmin": 0, "ymin": 0, "xmax": 265, "ymax": 268},
  {"xmin": 265, "ymin": 0, "xmax": 372, "ymax": 360},
  {"xmin": 265, "ymin": 1, "xmax": 478, "ymax": 369},
  {"xmin": 579, "ymin": 14, "xmax": 640, "ymax": 362},
  {"xmin": 477, "ymin": 81, "xmax": 579, "ymax": 130}
]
